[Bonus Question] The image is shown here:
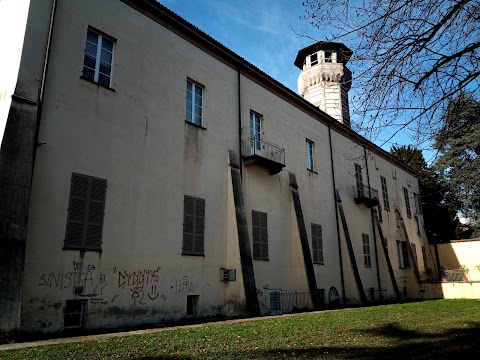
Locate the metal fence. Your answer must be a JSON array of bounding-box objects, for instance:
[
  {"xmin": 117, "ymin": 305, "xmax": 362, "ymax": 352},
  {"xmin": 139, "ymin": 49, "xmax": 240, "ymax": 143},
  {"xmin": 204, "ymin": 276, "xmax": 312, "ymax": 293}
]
[
  {"xmin": 354, "ymin": 183, "xmax": 379, "ymax": 200},
  {"xmin": 241, "ymin": 137, "xmax": 285, "ymax": 166},
  {"xmin": 441, "ymin": 268, "xmax": 480, "ymax": 282},
  {"xmin": 279, "ymin": 289, "xmax": 316, "ymax": 314}
]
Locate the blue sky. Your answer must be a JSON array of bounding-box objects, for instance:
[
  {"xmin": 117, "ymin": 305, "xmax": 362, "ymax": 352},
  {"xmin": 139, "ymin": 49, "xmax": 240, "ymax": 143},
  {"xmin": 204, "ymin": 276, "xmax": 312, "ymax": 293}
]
[
  {"xmin": 160, "ymin": 0, "xmax": 313, "ymax": 92},
  {"xmin": 159, "ymin": 0, "xmax": 421, "ymax": 156}
]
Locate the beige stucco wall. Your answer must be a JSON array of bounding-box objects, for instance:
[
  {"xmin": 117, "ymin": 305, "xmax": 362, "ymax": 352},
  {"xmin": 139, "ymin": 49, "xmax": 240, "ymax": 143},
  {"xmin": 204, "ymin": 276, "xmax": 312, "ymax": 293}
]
[
  {"xmin": 434, "ymin": 240, "xmax": 480, "ymax": 270},
  {"xmin": 19, "ymin": 0, "xmax": 429, "ymax": 333}
]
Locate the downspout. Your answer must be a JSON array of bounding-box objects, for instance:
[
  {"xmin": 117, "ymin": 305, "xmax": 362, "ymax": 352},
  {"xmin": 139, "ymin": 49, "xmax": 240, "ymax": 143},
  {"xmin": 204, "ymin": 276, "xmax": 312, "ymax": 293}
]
[
  {"xmin": 328, "ymin": 123, "xmax": 346, "ymax": 304},
  {"xmin": 237, "ymin": 63, "xmax": 243, "ymax": 178},
  {"xmin": 33, "ymin": 0, "xmax": 57, "ymax": 166},
  {"xmin": 364, "ymin": 145, "xmax": 382, "ymax": 296}
]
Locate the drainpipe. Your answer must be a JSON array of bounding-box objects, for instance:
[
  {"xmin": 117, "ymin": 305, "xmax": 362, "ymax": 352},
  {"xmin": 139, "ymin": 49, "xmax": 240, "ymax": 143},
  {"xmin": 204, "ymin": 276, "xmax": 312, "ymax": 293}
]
[
  {"xmin": 328, "ymin": 123, "xmax": 346, "ymax": 304},
  {"xmin": 363, "ymin": 145, "xmax": 382, "ymax": 297},
  {"xmin": 33, "ymin": 0, "xmax": 57, "ymax": 167},
  {"xmin": 237, "ymin": 63, "xmax": 243, "ymax": 178}
]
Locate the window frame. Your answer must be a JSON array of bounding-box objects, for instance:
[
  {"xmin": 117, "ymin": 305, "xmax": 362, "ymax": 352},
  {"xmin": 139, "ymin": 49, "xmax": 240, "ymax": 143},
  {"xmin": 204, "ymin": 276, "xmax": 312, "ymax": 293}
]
[
  {"xmin": 311, "ymin": 223, "xmax": 324, "ymax": 265},
  {"xmin": 64, "ymin": 173, "xmax": 107, "ymax": 252},
  {"xmin": 252, "ymin": 210, "xmax": 268, "ymax": 261},
  {"xmin": 324, "ymin": 51, "xmax": 333, "ymax": 63},
  {"xmin": 362, "ymin": 233, "xmax": 371, "ymax": 268},
  {"xmin": 82, "ymin": 28, "xmax": 114, "ymax": 88},
  {"xmin": 355, "ymin": 163, "xmax": 364, "ymax": 197},
  {"xmin": 186, "ymin": 79, "xmax": 204, "ymax": 126},
  {"xmin": 397, "ymin": 240, "xmax": 410, "ymax": 269},
  {"xmin": 310, "ymin": 53, "xmax": 318, "ymax": 66},
  {"xmin": 182, "ymin": 195, "xmax": 206, "ymax": 256},
  {"xmin": 380, "ymin": 176, "xmax": 390, "ymax": 211},
  {"xmin": 306, "ymin": 139, "xmax": 315, "ymax": 171},
  {"xmin": 414, "ymin": 192, "xmax": 423, "ymax": 215},
  {"xmin": 403, "ymin": 187, "xmax": 412, "ymax": 218}
]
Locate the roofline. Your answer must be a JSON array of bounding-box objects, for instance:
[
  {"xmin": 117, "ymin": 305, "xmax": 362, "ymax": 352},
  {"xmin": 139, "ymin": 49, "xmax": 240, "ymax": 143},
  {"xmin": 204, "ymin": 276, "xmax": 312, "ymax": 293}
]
[{"xmin": 120, "ymin": 0, "xmax": 417, "ymax": 176}]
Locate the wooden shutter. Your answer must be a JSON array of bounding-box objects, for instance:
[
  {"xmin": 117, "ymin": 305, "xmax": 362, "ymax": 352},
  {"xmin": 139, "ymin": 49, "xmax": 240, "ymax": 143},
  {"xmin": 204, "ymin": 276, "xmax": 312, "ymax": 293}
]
[
  {"xmin": 363, "ymin": 234, "xmax": 371, "ymax": 267},
  {"xmin": 183, "ymin": 196, "xmax": 205, "ymax": 255},
  {"xmin": 252, "ymin": 211, "xmax": 261, "ymax": 259},
  {"xmin": 402, "ymin": 241, "xmax": 410, "ymax": 267},
  {"xmin": 260, "ymin": 212, "xmax": 268, "ymax": 260},
  {"xmin": 253, "ymin": 210, "xmax": 268, "ymax": 260},
  {"xmin": 194, "ymin": 198, "xmax": 205, "ymax": 255},
  {"xmin": 65, "ymin": 173, "xmax": 106, "ymax": 250},
  {"xmin": 183, "ymin": 196, "xmax": 195, "ymax": 254},
  {"xmin": 312, "ymin": 224, "xmax": 323, "ymax": 264}
]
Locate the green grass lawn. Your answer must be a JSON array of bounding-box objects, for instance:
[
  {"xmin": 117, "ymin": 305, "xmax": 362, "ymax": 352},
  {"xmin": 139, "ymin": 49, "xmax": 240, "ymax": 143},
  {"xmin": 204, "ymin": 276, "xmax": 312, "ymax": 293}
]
[{"xmin": 1, "ymin": 300, "xmax": 479, "ymax": 359}]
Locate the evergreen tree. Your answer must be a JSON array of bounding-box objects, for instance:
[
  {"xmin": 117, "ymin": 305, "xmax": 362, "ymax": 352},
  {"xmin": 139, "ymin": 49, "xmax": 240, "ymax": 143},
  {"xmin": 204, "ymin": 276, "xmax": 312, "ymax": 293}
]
[
  {"xmin": 390, "ymin": 145, "xmax": 458, "ymax": 242},
  {"xmin": 434, "ymin": 94, "xmax": 480, "ymax": 237}
]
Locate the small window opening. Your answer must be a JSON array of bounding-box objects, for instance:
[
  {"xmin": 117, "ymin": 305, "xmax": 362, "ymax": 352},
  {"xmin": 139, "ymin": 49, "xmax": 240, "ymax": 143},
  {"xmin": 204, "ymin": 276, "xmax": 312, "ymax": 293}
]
[
  {"xmin": 310, "ymin": 53, "xmax": 318, "ymax": 66},
  {"xmin": 325, "ymin": 51, "xmax": 333, "ymax": 62},
  {"xmin": 187, "ymin": 295, "xmax": 199, "ymax": 316},
  {"xmin": 64, "ymin": 299, "xmax": 86, "ymax": 328}
]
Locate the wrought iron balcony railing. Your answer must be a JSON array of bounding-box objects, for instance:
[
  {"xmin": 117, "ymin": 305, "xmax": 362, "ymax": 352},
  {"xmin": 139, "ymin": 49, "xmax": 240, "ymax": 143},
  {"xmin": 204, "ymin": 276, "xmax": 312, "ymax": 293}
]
[
  {"xmin": 241, "ymin": 137, "xmax": 285, "ymax": 175},
  {"xmin": 353, "ymin": 184, "xmax": 380, "ymax": 208}
]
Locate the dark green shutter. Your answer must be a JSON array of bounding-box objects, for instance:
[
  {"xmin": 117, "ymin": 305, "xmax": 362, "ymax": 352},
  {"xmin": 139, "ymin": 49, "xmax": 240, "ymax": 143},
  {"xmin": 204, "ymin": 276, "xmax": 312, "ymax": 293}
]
[
  {"xmin": 183, "ymin": 196, "xmax": 205, "ymax": 255},
  {"xmin": 65, "ymin": 174, "xmax": 106, "ymax": 250},
  {"xmin": 253, "ymin": 210, "xmax": 268, "ymax": 260}
]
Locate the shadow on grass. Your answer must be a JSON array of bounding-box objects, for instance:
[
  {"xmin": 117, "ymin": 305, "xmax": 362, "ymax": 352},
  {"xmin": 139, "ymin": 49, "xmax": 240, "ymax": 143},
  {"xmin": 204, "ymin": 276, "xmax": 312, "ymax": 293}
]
[{"xmin": 131, "ymin": 322, "xmax": 480, "ymax": 359}]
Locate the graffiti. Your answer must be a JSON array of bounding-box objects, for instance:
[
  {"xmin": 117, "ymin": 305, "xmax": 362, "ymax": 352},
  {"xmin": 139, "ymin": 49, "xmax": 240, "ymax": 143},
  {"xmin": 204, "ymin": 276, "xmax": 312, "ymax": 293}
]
[
  {"xmin": 38, "ymin": 262, "xmax": 107, "ymax": 299},
  {"xmin": 111, "ymin": 294, "xmax": 119, "ymax": 303},
  {"xmin": 148, "ymin": 285, "xmax": 159, "ymax": 300},
  {"xmin": 172, "ymin": 276, "xmax": 196, "ymax": 293},
  {"xmin": 113, "ymin": 266, "xmax": 161, "ymax": 289},
  {"xmin": 90, "ymin": 298, "xmax": 107, "ymax": 305},
  {"xmin": 113, "ymin": 266, "xmax": 166, "ymax": 306}
]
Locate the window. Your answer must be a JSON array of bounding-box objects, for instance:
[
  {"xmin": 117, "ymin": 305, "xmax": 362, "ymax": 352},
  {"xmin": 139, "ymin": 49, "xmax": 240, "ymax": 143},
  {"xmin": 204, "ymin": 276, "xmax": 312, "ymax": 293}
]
[
  {"xmin": 306, "ymin": 139, "xmax": 314, "ymax": 171},
  {"xmin": 324, "ymin": 51, "xmax": 333, "ymax": 62},
  {"xmin": 64, "ymin": 173, "xmax": 107, "ymax": 251},
  {"xmin": 182, "ymin": 196, "xmax": 205, "ymax": 255},
  {"xmin": 362, "ymin": 233, "xmax": 371, "ymax": 268},
  {"xmin": 310, "ymin": 53, "xmax": 318, "ymax": 66},
  {"xmin": 252, "ymin": 210, "xmax": 268, "ymax": 260},
  {"xmin": 83, "ymin": 29, "xmax": 114, "ymax": 87},
  {"xmin": 250, "ymin": 112, "xmax": 262, "ymax": 154},
  {"xmin": 64, "ymin": 299, "xmax": 86, "ymax": 328},
  {"xmin": 187, "ymin": 295, "xmax": 199, "ymax": 316},
  {"xmin": 355, "ymin": 163, "xmax": 364, "ymax": 197},
  {"xmin": 311, "ymin": 223, "xmax": 324, "ymax": 264},
  {"xmin": 414, "ymin": 193, "xmax": 422, "ymax": 215},
  {"xmin": 186, "ymin": 80, "xmax": 204, "ymax": 126},
  {"xmin": 410, "ymin": 243, "xmax": 418, "ymax": 267},
  {"xmin": 422, "ymin": 246, "xmax": 427, "ymax": 266},
  {"xmin": 380, "ymin": 176, "xmax": 390, "ymax": 210},
  {"xmin": 403, "ymin": 187, "xmax": 412, "ymax": 218},
  {"xmin": 397, "ymin": 240, "xmax": 410, "ymax": 268}
]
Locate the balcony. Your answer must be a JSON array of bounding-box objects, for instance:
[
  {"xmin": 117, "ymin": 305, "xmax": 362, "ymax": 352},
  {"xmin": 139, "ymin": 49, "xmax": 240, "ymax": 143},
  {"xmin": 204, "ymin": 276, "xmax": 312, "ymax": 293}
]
[
  {"xmin": 353, "ymin": 184, "xmax": 380, "ymax": 208},
  {"xmin": 241, "ymin": 137, "xmax": 285, "ymax": 175}
]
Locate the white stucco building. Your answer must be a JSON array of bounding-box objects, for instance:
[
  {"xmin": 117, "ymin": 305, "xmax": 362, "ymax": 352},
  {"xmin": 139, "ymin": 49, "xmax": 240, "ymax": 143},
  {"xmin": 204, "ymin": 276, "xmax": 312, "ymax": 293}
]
[{"xmin": 0, "ymin": 0, "xmax": 433, "ymax": 336}]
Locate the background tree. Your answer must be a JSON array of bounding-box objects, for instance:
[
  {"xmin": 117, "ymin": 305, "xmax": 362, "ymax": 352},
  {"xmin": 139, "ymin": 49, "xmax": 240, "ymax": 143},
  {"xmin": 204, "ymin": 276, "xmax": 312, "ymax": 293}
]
[
  {"xmin": 390, "ymin": 145, "xmax": 458, "ymax": 242},
  {"xmin": 302, "ymin": 0, "xmax": 480, "ymax": 146},
  {"xmin": 434, "ymin": 93, "xmax": 480, "ymax": 237}
]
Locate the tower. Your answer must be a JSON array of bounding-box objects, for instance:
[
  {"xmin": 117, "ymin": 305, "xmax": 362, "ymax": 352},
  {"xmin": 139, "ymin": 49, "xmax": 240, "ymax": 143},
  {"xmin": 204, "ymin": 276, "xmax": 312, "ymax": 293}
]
[{"xmin": 295, "ymin": 42, "xmax": 353, "ymax": 127}]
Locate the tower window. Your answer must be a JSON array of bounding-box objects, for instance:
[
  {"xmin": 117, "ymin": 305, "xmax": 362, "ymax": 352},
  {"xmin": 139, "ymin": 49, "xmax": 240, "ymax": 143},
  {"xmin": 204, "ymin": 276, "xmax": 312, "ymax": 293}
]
[
  {"xmin": 310, "ymin": 53, "xmax": 318, "ymax": 66},
  {"xmin": 324, "ymin": 51, "xmax": 333, "ymax": 63}
]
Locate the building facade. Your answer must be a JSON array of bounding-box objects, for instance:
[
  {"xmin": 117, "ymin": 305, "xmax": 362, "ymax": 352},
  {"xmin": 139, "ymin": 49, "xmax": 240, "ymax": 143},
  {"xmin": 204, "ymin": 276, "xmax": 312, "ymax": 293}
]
[{"xmin": 1, "ymin": 0, "xmax": 431, "ymax": 335}]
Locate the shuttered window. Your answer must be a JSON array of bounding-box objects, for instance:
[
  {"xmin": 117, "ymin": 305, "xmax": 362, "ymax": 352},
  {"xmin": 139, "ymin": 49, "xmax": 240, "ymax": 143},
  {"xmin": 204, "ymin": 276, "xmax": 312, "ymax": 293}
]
[
  {"xmin": 362, "ymin": 233, "xmax": 371, "ymax": 268},
  {"xmin": 64, "ymin": 173, "xmax": 107, "ymax": 251},
  {"xmin": 183, "ymin": 195, "xmax": 205, "ymax": 255},
  {"xmin": 252, "ymin": 210, "xmax": 268, "ymax": 260},
  {"xmin": 311, "ymin": 223, "xmax": 324, "ymax": 264},
  {"xmin": 397, "ymin": 240, "xmax": 410, "ymax": 268},
  {"xmin": 403, "ymin": 187, "xmax": 412, "ymax": 218}
]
